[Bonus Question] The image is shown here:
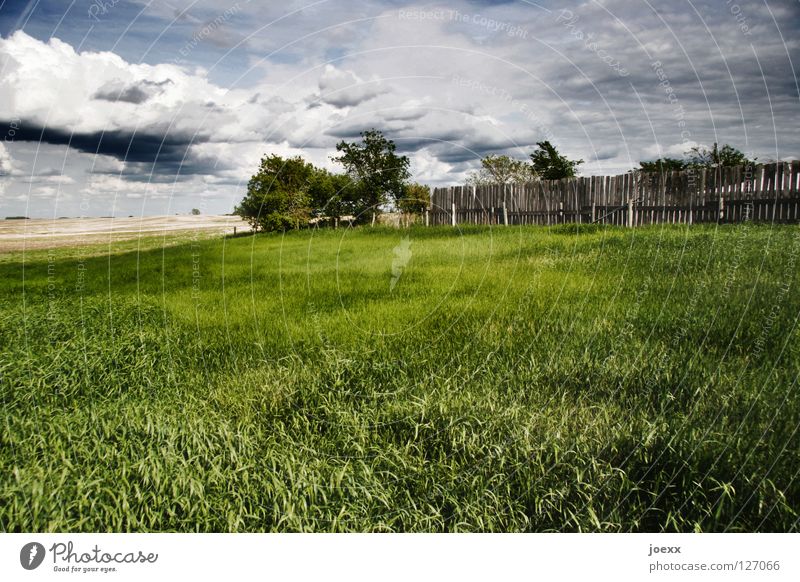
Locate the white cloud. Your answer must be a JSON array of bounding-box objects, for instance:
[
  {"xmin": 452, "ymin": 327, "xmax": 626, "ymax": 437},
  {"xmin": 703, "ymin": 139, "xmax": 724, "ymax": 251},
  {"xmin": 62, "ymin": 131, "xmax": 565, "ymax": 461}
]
[
  {"xmin": 88, "ymin": 155, "xmax": 127, "ymax": 175},
  {"xmin": 0, "ymin": 142, "xmax": 12, "ymax": 175},
  {"xmin": 0, "ymin": 142, "xmax": 8, "ymax": 200},
  {"xmin": 317, "ymin": 65, "xmax": 386, "ymax": 108},
  {"xmin": 0, "ymin": 31, "xmax": 298, "ymax": 145},
  {"xmin": 32, "ymin": 185, "xmax": 59, "ymax": 199}
]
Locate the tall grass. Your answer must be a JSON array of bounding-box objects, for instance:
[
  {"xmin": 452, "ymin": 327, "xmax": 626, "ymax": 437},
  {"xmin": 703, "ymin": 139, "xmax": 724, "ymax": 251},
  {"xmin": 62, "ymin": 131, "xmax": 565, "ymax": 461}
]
[{"xmin": 1, "ymin": 223, "xmax": 798, "ymax": 531}]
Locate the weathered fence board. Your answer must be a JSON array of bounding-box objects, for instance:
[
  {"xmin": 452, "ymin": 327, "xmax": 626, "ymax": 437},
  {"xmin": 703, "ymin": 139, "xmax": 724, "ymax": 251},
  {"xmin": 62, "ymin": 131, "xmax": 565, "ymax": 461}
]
[{"xmin": 429, "ymin": 163, "xmax": 800, "ymax": 226}]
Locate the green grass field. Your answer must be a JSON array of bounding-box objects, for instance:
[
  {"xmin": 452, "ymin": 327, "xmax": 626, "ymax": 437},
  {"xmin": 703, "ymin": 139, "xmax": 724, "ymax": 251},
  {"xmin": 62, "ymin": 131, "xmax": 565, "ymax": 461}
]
[{"xmin": 1, "ymin": 223, "xmax": 798, "ymax": 532}]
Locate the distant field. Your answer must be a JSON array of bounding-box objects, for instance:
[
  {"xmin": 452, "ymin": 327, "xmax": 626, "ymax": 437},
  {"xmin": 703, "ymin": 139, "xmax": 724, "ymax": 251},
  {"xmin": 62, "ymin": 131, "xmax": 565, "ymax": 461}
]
[
  {"xmin": 0, "ymin": 215, "xmax": 249, "ymax": 256},
  {"xmin": 1, "ymin": 223, "xmax": 798, "ymax": 532}
]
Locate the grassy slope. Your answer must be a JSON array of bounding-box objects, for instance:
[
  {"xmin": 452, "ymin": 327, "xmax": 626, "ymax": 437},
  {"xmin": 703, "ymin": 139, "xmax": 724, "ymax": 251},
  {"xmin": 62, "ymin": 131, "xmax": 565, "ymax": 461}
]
[{"xmin": 1, "ymin": 224, "xmax": 798, "ymax": 532}]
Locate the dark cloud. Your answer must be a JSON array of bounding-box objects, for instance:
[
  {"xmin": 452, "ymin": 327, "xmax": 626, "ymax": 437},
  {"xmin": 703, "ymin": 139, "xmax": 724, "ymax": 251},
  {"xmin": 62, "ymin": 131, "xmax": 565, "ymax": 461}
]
[
  {"xmin": 324, "ymin": 125, "xmax": 367, "ymax": 140},
  {"xmin": 0, "ymin": 121, "xmax": 210, "ymax": 176},
  {"xmin": 92, "ymin": 79, "xmax": 173, "ymax": 104},
  {"xmin": 593, "ymin": 147, "xmax": 620, "ymax": 161},
  {"xmin": 94, "ymin": 85, "xmax": 150, "ymax": 104},
  {"xmin": 319, "ymin": 90, "xmax": 382, "ymax": 109}
]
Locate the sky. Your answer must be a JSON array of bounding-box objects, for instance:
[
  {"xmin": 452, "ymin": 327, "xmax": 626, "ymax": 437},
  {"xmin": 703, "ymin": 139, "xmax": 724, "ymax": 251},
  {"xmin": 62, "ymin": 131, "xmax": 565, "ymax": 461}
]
[{"xmin": 0, "ymin": 0, "xmax": 798, "ymax": 217}]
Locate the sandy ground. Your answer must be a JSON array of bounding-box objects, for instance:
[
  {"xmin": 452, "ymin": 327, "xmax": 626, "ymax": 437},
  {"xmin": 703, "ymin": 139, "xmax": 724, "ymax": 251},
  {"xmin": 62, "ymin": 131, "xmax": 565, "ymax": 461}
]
[{"xmin": 0, "ymin": 215, "xmax": 251, "ymax": 252}]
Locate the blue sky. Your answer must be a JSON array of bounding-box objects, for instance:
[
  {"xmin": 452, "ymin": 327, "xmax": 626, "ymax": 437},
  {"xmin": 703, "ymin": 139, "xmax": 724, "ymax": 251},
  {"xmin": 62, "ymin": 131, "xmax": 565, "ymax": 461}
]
[{"xmin": 0, "ymin": 0, "xmax": 798, "ymax": 217}]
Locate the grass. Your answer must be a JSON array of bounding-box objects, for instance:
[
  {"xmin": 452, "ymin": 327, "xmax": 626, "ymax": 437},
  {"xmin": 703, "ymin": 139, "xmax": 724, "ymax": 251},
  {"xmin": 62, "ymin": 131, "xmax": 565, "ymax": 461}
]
[{"xmin": 1, "ymin": 223, "xmax": 798, "ymax": 532}]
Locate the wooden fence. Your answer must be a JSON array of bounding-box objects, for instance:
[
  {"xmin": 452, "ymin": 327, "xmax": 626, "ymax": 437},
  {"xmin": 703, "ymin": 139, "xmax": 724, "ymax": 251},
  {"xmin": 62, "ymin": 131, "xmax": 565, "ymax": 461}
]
[{"xmin": 428, "ymin": 162, "xmax": 800, "ymax": 227}]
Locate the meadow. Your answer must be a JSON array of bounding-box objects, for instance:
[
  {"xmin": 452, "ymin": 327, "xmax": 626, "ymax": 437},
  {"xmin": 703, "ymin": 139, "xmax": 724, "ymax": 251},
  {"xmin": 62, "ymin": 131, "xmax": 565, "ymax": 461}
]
[{"xmin": 1, "ymin": 223, "xmax": 798, "ymax": 532}]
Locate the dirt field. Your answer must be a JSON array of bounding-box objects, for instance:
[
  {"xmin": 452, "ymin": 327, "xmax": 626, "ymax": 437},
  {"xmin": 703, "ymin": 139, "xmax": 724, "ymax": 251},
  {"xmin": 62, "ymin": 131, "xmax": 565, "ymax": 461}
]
[{"xmin": 0, "ymin": 215, "xmax": 250, "ymax": 253}]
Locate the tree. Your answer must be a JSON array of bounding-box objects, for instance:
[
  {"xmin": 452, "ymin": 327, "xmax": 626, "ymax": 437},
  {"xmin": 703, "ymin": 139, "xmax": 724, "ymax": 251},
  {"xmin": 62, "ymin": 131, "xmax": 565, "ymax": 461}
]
[
  {"xmin": 529, "ymin": 141, "xmax": 583, "ymax": 180},
  {"xmin": 332, "ymin": 129, "xmax": 410, "ymax": 223},
  {"xmin": 398, "ymin": 182, "xmax": 431, "ymax": 215},
  {"xmin": 465, "ymin": 155, "xmax": 534, "ymax": 186},
  {"xmin": 308, "ymin": 169, "xmax": 361, "ymax": 223},
  {"xmin": 686, "ymin": 143, "xmax": 756, "ymax": 168},
  {"xmin": 191, "ymin": 208, "xmax": 201, "ymax": 215},
  {"xmin": 637, "ymin": 158, "xmax": 687, "ymax": 172},
  {"xmin": 235, "ymin": 154, "xmax": 314, "ymax": 232}
]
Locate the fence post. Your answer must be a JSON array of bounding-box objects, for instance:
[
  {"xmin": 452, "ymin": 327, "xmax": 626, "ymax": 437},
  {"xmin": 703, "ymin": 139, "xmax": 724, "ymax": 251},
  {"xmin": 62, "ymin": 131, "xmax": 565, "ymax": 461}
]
[
  {"xmin": 502, "ymin": 184, "xmax": 509, "ymax": 226},
  {"xmin": 425, "ymin": 210, "xmax": 429, "ymax": 227},
  {"xmin": 627, "ymin": 195, "xmax": 635, "ymax": 227},
  {"xmin": 451, "ymin": 201, "xmax": 456, "ymax": 227}
]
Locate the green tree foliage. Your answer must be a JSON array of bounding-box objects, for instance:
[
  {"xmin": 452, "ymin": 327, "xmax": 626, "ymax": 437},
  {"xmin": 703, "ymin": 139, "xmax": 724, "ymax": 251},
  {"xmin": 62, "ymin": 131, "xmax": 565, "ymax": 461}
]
[
  {"xmin": 466, "ymin": 155, "xmax": 534, "ymax": 186},
  {"xmin": 637, "ymin": 158, "xmax": 688, "ymax": 172},
  {"xmin": 235, "ymin": 154, "xmax": 314, "ymax": 232},
  {"xmin": 333, "ymin": 129, "xmax": 410, "ymax": 222},
  {"xmin": 636, "ymin": 144, "xmax": 756, "ymax": 174},
  {"xmin": 398, "ymin": 182, "xmax": 431, "ymax": 214},
  {"xmin": 687, "ymin": 143, "xmax": 756, "ymax": 168},
  {"xmin": 308, "ymin": 169, "xmax": 361, "ymax": 221},
  {"xmin": 529, "ymin": 141, "xmax": 583, "ymax": 180},
  {"xmin": 191, "ymin": 208, "xmax": 201, "ymax": 215}
]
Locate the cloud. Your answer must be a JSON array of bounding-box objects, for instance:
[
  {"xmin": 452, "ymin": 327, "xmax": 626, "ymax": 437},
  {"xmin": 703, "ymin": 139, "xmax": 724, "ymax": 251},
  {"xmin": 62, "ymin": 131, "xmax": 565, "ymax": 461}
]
[
  {"xmin": 2, "ymin": 33, "xmax": 272, "ymax": 131},
  {"xmin": 643, "ymin": 141, "xmax": 705, "ymax": 159},
  {"xmin": 317, "ymin": 65, "xmax": 387, "ymax": 108},
  {"xmin": 0, "ymin": 142, "xmax": 12, "ymax": 175},
  {"xmin": 0, "ymin": 31, "xmax": 304, "ymax": 182},
  {"xmin": 0, "ymin": 32, "xmax": 215, "ymax": 158},
  {"xmin": 593, "ymin": 146, "xmax": 620, "ymax": 161},
  {"xmin": 0, "ymin": 143, "xmax": 18, "ymax": 202},
  {"xmin": 88, "ymin": 154, "xmax": 127, "ymax": 175},
  {"xmin": 21, "ymin": 174, "xmax": 75, "ymax": 185},
  {"xmin": 92, "ymin": 79, "xmax": 173, "ymax": 104},
  {"xmin": 0, "ymin": 121, "xmax": 208, "ymax": 172}
]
